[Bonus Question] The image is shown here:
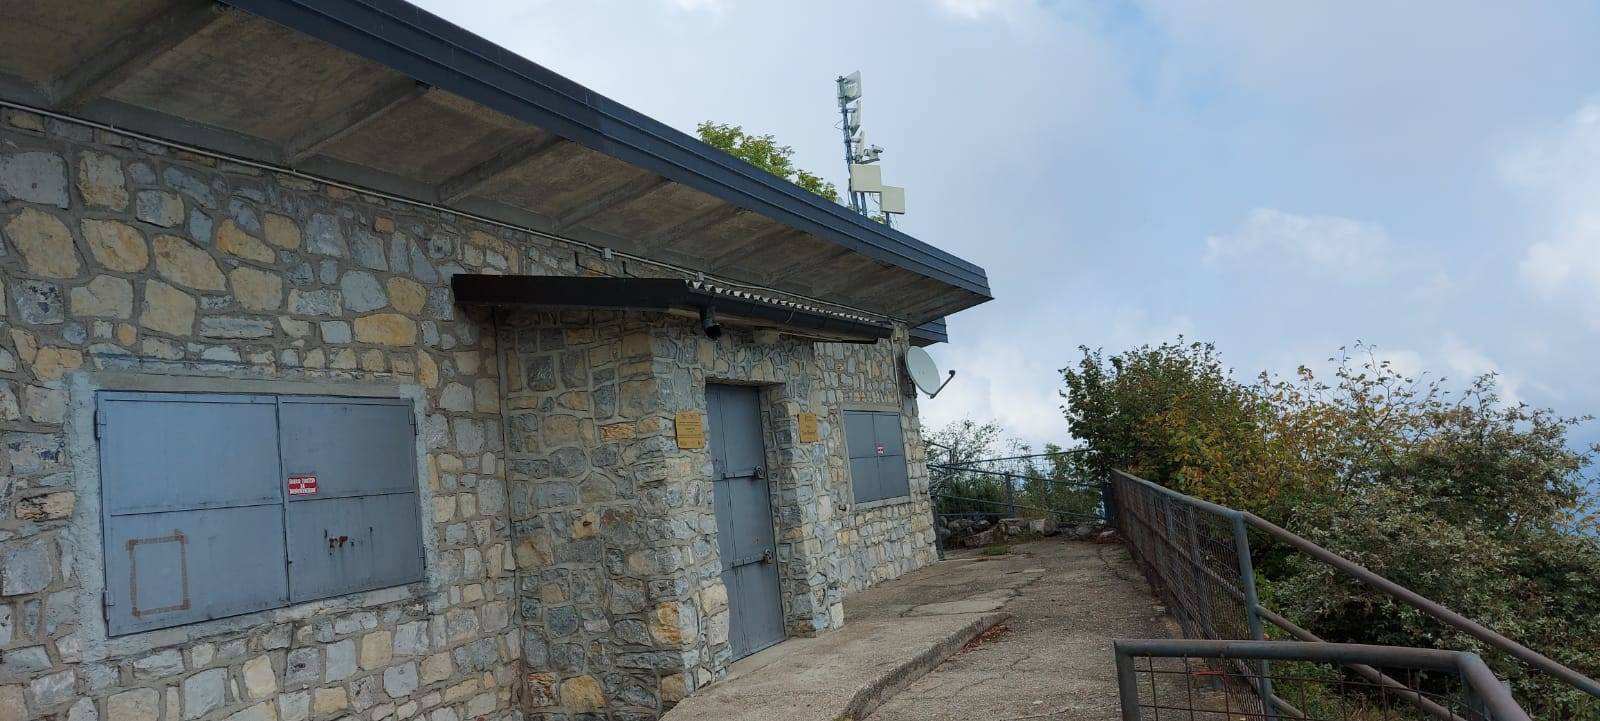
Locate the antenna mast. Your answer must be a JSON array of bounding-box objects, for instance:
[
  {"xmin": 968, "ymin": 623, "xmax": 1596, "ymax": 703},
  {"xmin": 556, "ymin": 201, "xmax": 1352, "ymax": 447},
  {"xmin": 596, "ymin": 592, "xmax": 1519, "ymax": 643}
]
[{"xmin": 836, "ymin": 71, "xmax": 905, "ymax": 226}]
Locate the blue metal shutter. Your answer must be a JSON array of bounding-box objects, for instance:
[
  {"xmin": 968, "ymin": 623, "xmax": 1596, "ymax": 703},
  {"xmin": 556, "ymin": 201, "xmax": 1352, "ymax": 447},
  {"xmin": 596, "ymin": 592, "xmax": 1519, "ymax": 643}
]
[
  {"xmin": 98, "ymin": 392, "xmax": 289, "ymax": 635},
  {"xmin": 844, "ymin": 411, "xmax": 881, "ymax": 502},
  {"xmin": 279, "ymin": 397, "xmax": 424, "ymax": 601},
  {"xmin": 872, "ymin": 413, "xmax": 910, "ymax": 499}
]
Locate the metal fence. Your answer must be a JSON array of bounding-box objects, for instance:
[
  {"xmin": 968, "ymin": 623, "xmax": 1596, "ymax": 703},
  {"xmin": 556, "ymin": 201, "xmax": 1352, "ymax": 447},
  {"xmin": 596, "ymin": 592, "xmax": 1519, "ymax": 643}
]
[
  {"xmin": 1115, "ymin": 639, "xmax": 1532, "ymax": 721},
  {"xmin": 1107, "ymin": 470, "xmax": 1600, "ymax": 721},
  {"xmin": 928, "ymin": 449, "xmax": 1104, "ymax": 526}
]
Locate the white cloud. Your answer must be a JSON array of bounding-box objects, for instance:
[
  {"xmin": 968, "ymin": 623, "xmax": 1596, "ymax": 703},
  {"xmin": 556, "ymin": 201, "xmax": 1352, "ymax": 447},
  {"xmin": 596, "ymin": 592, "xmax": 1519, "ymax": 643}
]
[
  {"xmin": 918, "ymin": 340, "xmax": 1063, "ymax": 447},
  {"xmin": 934, "ymin": 0, "xmax": 1032, "ymax": 20},
  {"xmin": 1440, "ymin": 334, "xmax": 1527, "ymax": 407},
  {"xmin": 1412, "ymin": 272, "xmax": 1455, "ymax": 304},
  {"xmin": 1371, "ymin": 348, "xmax": 1425, "ymax": 381},
  {"xmin": 920, "ymin": 308, "xmax": 1193, "ymax": 448},
  {"xmin": 1204, "ymin": 208, "xmax": 1389, "ymax": 280},
  {"xmin": 1503, "ymin": 101, "xmax": 1600, "ymax": 326},
  {"xmin": 664, "ymin": 0, "xmax": 729, "ymax": 12}
]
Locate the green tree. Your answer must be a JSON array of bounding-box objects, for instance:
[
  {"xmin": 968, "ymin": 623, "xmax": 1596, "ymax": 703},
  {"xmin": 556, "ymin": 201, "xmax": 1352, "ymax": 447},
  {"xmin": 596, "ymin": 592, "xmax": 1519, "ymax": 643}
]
[
  {"xmin": 1062, "ymin": 339, "xmax": 1600, "ymax": 718},
  {"xmin": 1059, "ymin": 338, "xmax": 1305, "ymax": 518},
  {"xmin": 697, "ymin": 121, "xmax": 839, "ymax": 202},
  {"xmin": 923, "ymin": 419, "xmax": 1017, "ymax": 517}
]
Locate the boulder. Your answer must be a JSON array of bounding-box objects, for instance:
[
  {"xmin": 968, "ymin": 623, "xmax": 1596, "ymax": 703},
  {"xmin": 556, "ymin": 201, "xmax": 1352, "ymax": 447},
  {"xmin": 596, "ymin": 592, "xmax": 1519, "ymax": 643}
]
[{"xmin": 963, "ymin": 527, "xmax": 999, "ymax": 548}]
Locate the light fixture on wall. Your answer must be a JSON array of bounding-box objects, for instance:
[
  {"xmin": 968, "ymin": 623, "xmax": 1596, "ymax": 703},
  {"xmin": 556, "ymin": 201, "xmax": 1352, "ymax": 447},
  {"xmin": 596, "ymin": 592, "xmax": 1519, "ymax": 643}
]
[{"xmin": 699, "ymin": 306, "xmax": 723, "ymax": 339}]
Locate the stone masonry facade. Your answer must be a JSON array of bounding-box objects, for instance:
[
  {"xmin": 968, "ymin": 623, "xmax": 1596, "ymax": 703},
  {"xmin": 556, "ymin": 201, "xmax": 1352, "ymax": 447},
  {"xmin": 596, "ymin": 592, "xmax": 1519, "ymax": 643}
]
[
  {"xmin": 0, "ymin": 108, "xmax": 934, "ymax": 721},
  {"xmin": 499, "ymin": 316, "xmax": 937, "ymax": 718}
]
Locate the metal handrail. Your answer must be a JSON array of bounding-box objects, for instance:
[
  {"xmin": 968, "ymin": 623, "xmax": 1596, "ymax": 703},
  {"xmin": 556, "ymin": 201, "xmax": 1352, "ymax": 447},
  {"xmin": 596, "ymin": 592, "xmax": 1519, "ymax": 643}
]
[
  {"xmin": 930, "ymin": 447, "xmax": 1086, "ymax": 467},
  {"xmin": 1109, "ymin": 469, "xmax": 1600, "ymax": 713},
  {"xmin": 928, "ymin": 467, "xmax": 1101, "ymax": 490},
  {"xmin": 1114, "ymin": 639, "xmax": 1534, "ymax": 721},
  {"xmin": 1243, "ymin": 512, "xmax": 1600, "ymax": 700},
  {"xmin": 930, "ymin": 493, "xmax": 1101, "ymax": 522}
]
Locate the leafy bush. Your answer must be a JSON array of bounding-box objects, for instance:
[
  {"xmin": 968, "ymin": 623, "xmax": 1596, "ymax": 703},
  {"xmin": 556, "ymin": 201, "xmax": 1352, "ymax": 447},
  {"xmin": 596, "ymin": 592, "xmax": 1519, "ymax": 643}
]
[{"xmin": 1061, "ymin": 339, "xmax": 1600, "ymax": 718}]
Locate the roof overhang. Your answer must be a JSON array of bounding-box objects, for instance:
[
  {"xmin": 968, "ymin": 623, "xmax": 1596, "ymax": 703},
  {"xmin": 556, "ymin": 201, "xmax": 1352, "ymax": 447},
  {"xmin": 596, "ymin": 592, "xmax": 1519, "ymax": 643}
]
[
  {"xmin": 0, "ymin": 0, "xmax": 992, "ymax": 327},
  {"xmin": 909, "ymin": 318, "xmax": 948, "ymax": 346},
  {"xmin": 452, "ymin": 275, "xmax": 894, "ymax": 344}
]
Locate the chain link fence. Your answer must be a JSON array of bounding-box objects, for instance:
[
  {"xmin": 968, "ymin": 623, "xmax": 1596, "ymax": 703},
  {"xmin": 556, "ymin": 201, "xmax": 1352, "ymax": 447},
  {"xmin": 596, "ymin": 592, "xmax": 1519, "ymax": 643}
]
[{"xmin": 927, "ymin": 449, "xmax": 1105, "ymax": 551}]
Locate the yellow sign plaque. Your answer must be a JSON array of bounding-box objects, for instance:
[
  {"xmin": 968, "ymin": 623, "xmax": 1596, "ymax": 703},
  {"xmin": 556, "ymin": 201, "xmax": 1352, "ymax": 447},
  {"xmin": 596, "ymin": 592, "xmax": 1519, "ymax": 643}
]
[
  {"xmin": 675, "ymin": 411, "xmax": 706, "ymax": 449},
  {"xmin": 796, "ymin": 412, "xmax": 819, "ymax": 443}
]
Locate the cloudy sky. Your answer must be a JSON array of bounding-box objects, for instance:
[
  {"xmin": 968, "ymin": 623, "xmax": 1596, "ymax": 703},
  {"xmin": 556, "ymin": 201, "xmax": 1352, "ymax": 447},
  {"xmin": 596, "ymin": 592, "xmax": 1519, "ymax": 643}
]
[{"xmin": 414, "ymin": 0, "xmax": 1600, "ymax": 451}]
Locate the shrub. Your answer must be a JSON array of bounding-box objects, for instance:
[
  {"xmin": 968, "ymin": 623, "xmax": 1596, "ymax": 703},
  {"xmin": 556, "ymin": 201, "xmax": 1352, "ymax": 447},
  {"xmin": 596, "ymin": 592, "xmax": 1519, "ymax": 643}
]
[{"xmin": 1062, "ymin": 339, "xmax": 1600, "ymax": 718}]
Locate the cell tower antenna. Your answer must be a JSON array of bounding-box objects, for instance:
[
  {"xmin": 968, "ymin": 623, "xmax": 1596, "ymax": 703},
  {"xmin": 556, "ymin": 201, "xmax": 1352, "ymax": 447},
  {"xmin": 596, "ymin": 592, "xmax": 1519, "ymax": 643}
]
[{"xmin": 836, "ymin": 71, "xmax": 905, "ymax": 225}]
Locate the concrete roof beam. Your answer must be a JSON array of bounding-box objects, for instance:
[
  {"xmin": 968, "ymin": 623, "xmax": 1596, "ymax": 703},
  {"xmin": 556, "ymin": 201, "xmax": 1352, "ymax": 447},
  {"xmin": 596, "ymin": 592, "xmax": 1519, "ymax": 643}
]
[
  {"xmin": 50, "ymin": 0, "xmax": 230, "ymax": 111},
  {"xmin": 437, "ymin": 134, "xmax": 570, "ymax": 204},
  {"xmin": 647, "ymin": 205, "xmax": 749, "ymax": 251},
  {"xmin": 285, "ymin": 80, "xmax": 432, "ymax": 165},
  {"xmin": 553, "ymin": 173, "xmax": 672, "ymax": 232}
]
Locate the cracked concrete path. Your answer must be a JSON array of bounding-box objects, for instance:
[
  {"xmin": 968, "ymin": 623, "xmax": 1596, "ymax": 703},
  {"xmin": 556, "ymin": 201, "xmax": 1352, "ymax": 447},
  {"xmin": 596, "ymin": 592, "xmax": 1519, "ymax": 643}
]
[
  {"xmin": 866, "ymin": 539, "xmax": 1182, "ymax": 721},
  {"xmin": 663, "ymin": 549, "xmax": 1047, "ymax": 721}
]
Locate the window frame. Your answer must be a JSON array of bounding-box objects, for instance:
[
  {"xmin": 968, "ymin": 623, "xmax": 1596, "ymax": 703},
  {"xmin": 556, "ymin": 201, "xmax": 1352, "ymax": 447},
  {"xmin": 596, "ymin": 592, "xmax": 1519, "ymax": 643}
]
[
  {"xmin": 91, "ymin": 385, "xmax": 429, "ymax": 637},
  {"xmin": 842, "ymin": 407, "xmax": 912, "ymax": 507}
]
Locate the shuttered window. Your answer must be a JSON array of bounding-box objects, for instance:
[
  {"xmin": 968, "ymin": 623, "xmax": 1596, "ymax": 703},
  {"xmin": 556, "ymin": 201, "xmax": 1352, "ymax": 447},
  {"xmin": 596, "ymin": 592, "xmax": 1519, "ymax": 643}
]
[
  {"xmin": 97, "ymin": 392, "xmax": 424, "ymax": 636},
  {"xmin": 844, "ymin": 410, "xmax": 910, "ymax": 504}
]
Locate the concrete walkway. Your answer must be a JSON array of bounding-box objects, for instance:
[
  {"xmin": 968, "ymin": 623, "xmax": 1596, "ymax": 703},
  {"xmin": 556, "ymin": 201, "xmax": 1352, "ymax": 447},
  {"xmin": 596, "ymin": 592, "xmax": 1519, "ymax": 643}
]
[
  {"xmin": 662, "ymin": 551, "xmax": 1045, "ymax": 721},
  {"xmin": 664, "ymin": 538, "xmax": 1180, "ymax": 721},
  {"xmin": 868, "ymin": 539, "xmax": 1178, "ymax": 721}
]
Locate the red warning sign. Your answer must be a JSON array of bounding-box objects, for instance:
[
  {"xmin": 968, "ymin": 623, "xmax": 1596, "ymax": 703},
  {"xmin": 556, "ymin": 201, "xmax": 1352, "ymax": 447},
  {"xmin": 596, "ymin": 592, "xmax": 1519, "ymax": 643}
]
[{"xmin": 287, "ymin": 474, "xmax": 319, "ymax": 496}]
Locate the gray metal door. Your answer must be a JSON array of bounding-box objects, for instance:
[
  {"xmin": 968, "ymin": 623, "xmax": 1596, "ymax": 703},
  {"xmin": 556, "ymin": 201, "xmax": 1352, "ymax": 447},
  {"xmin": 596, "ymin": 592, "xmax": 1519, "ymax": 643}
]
[
  {"xmin": 98, "ymin": 392, "xmax": 290, "ymax": 635},
  {"xmin": 707, "ymin": 384, "xmax": 784, "ymax": 659},
  {"xmin": 279, "ymin": 397, "xmax": 424, "ymax": 601}
]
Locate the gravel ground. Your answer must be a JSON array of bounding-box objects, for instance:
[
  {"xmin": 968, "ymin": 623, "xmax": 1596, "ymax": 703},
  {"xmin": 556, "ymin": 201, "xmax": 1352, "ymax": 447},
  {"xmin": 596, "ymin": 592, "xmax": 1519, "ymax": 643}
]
[{"xmin": 866, "ymin": 538, "xmax": 1204, "ymax": 721}]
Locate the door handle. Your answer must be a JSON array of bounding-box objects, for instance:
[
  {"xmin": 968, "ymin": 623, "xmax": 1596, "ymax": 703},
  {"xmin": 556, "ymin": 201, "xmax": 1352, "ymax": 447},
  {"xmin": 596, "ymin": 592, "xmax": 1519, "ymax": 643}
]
[{"xmin": 730, "ymin": 550, "xmax": 776, "ymax": 568}]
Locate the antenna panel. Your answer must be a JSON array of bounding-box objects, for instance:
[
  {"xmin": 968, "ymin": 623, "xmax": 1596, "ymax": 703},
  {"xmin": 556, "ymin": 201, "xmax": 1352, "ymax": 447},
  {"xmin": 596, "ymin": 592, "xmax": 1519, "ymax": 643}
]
[
  {"xmin": 880, "ymin": 185, "xmax": 906, "ymax": 214},
  {"xmin": 849, "ymin": 164, "xmax": 883, "ymax": 193}
]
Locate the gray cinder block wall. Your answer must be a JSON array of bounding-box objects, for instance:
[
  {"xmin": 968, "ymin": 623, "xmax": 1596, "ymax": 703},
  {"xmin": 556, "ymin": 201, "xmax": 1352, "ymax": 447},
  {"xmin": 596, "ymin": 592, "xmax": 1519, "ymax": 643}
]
[{"xmin": 0, "ymin": 108, "xmax": 934, "ymax": 721}]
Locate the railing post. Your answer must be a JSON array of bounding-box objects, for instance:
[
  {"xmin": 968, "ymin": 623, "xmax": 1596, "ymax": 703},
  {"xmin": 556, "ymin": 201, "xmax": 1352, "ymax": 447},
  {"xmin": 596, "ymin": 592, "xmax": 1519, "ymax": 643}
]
[
  {"xmin": 1113, "ymin": 642, "xmax": 1143, "ymax": 721},
  {"xmin": 1101, "ymin": 472, "xmax": 1117, "ymax": 527},
  {"xmin": 1231, "ymin": 512, "xmax": 1277, "ymax": 720},
  {"xmin": 1004, "ymin": 471, "xmax": 1017, "ymax": 518}
]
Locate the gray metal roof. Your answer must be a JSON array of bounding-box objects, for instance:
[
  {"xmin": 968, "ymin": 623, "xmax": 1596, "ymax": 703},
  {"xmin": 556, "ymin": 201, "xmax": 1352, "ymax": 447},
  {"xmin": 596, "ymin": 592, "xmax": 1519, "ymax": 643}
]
[{"xmin": 0, "ymin": 0, "xmax": 992, "ymax": 326}]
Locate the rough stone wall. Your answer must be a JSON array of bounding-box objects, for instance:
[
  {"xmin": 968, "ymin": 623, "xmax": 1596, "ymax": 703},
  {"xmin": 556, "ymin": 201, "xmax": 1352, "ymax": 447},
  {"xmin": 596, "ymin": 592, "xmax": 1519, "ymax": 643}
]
[
  {"xmin": 815, "ymin": 341, "xmax": 938, "ymax": 593},
  {"xmin": 500, "ymin": 314, "xmax": 830, "ymax": 718},
  {"xmin": 0, "ymin": 112, "xmax": 533, "ymax": 721},
  {"xmin": 0, "ymin": 106, "xmax": 937, "ymax": 721},
  {"xmin": 500, "ymin": 314, "xmax": 936, "ymax": 718}
]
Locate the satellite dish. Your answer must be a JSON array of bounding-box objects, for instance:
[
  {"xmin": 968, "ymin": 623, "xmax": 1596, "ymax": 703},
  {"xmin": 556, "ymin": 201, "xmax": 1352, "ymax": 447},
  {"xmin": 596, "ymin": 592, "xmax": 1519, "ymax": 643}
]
[{"xmin": 904, "ymin": 347, "xmax": 956, "ymax": 399}]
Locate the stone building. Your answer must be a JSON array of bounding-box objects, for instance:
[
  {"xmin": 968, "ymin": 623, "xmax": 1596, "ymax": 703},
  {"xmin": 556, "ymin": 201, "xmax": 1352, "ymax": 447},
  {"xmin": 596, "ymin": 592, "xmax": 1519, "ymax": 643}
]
[{"xmin": 0, "ymin": 2, "xmax": 990, "ymax": 720}]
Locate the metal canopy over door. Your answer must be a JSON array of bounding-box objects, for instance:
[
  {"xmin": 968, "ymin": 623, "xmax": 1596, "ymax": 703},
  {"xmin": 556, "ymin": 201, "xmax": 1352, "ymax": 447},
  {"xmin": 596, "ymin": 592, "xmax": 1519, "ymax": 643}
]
[{"xmin": 707, "ymin": 384, "xmax": 785, "ymax": 659}]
